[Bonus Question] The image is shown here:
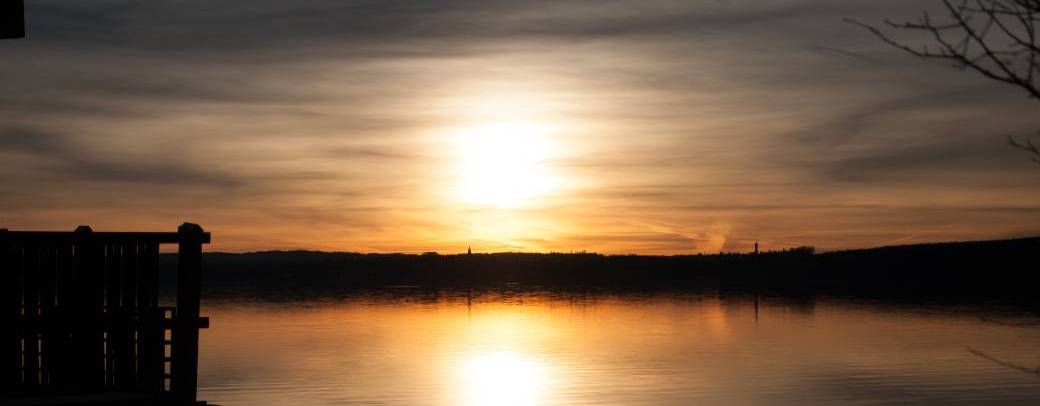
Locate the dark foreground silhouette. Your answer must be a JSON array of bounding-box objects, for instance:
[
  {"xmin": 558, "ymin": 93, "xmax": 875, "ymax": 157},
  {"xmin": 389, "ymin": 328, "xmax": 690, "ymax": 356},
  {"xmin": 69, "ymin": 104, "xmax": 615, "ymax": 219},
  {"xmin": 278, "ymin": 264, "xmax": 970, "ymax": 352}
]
[
  {"xmin": 3, "ymin": 224, "xmax": 211, "ymax": 405},
  {"xmin": 161, "ymin": 237, "xmax": 1039, "ymax": 303},
  {"xmin": 0, "ymin": 0, "xmax": 25, "ymax": 39}
]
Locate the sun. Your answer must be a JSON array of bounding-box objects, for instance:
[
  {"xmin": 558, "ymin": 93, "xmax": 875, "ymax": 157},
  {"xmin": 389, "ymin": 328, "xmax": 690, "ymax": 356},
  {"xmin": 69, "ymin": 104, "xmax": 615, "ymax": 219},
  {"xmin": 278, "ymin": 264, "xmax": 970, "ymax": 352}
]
[{"xmin": 454, "ymin": 123, "xmax": 557, "ymax": 208}]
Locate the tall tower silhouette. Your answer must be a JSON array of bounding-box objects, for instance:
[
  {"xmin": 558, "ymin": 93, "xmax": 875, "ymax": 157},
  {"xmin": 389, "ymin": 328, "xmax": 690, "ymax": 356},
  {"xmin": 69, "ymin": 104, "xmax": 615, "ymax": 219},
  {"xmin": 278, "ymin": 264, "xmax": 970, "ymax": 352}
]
[
  {"xmin": 754, "ymin": 242, "xmax": 759, "ymax": 254},
  {"xmin": 467, "ymin": 246, "xmax": 472, "ymax": 255}
]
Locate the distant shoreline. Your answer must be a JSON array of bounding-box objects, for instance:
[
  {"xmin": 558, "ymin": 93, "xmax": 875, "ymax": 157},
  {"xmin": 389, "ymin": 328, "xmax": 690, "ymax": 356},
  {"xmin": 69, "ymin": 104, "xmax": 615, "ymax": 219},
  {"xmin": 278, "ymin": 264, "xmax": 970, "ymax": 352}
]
[
  {"xmin": 191, "ymin": 236, "xmax": 1039, "ymax": 257},
  {"xmin": 158, "ymin": 237, "xmax": 1040, "ymax": 302}
]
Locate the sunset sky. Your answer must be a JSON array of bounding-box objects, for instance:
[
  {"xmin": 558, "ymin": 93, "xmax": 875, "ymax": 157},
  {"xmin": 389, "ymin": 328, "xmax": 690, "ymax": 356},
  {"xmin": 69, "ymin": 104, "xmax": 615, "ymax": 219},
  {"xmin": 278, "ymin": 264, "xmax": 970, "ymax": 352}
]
[{"xmin": 2, "ymin": 0, "xmax": 1039, "ymax": 254}]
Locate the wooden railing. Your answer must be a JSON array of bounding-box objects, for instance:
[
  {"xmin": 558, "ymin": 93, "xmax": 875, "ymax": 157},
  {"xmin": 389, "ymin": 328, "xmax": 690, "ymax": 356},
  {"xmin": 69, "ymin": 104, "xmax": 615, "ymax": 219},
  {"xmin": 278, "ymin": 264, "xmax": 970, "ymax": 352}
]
[{"xmin": 1, "ymin": 223, "xmax": 210, "ymax": 405}]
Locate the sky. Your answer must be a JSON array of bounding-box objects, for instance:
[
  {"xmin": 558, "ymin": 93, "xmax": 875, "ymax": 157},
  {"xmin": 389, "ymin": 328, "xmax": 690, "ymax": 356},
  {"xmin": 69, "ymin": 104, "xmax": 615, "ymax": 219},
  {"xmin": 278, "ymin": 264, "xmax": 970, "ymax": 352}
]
[{"xmin": 2, "ymin": 0, "xmax": 1039, "ymax": 254}]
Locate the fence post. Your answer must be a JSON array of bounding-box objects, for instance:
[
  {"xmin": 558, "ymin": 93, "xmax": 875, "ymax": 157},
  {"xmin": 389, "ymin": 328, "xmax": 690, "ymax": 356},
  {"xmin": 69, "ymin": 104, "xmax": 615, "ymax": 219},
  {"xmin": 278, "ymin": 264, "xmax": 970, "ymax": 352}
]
[
  {"xmin": 171, "ymin": 223, "xmax": 204, "ymax": 405},
  {"xmin": 73, "ymin": 226, "xmax": 106, "ymax": 393}
]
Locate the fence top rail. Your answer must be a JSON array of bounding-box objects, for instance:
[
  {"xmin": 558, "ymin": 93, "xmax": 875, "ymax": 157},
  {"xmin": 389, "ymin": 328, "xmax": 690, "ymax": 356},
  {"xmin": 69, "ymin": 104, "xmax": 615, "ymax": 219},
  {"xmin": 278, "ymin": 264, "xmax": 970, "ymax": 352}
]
[{"xmin": 0, "ymin": 224, "xmax": 210, "ymax": 245}]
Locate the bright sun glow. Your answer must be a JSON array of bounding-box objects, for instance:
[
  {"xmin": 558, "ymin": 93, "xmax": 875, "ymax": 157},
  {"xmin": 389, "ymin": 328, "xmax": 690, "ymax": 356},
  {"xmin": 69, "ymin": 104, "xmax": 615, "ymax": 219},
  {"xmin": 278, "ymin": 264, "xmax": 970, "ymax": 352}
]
[
  {"xmin": 460, "ymin": 352, "xmax": 547, "ymax": 406},
  {"xmin": 455, "ymin": 123, "xmax": 557, "ymax": 208}
]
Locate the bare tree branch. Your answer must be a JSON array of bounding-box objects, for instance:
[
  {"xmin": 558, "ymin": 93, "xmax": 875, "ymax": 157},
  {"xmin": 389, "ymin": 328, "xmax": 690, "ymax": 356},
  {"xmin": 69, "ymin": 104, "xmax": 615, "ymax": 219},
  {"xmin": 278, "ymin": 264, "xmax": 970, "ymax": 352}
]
[
  {"xmin": 847, "ymin": 1, "xmax": 1040, "ymax": 164},
  {"xmin": 845, "ymin": 0, "xmax": 1040, "ymax": 100}
]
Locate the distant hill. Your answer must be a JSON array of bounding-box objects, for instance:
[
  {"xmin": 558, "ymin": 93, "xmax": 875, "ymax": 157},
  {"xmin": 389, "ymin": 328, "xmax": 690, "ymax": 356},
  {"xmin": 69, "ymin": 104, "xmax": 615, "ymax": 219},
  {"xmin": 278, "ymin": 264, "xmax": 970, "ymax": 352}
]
[
  {"xmin": 814, "ymin": 236, "xmax": 1039, "ymax": 296},
  {"xmin": 160, "ymin": 237, "xmax": 1039, "ymax": 298}
]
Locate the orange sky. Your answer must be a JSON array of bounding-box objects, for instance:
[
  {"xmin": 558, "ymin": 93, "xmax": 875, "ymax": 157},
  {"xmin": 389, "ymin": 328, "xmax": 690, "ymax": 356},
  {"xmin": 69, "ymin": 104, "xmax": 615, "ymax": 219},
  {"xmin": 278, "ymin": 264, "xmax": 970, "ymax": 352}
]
[{"xmin": 2, "ymin": 1, "xmax": 1040, "ymax": 254}]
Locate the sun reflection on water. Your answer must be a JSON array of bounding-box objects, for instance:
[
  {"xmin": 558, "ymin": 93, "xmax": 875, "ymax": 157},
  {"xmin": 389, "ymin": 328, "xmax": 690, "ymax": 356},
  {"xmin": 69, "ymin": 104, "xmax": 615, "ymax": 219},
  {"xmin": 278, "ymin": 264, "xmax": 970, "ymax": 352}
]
[{"xmin": 458, "ymin": 351, "xmax": 548, "ymax": 406}]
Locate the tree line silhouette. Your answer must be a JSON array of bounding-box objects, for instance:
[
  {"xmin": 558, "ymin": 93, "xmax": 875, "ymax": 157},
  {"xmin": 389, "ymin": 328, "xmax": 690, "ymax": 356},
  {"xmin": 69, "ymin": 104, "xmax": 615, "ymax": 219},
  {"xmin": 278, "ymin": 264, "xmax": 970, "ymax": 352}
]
[{"xmin": 156, "ymin": 238, "xmax": 1038, "ymax": 302}]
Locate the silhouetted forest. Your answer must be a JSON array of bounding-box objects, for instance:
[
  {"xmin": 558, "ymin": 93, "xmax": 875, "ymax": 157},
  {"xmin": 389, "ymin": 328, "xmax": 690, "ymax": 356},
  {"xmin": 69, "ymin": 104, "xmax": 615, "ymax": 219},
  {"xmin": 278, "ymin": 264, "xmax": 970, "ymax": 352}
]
[{"xmin": 158, "ymin": 237, "xmax": 1039, "ymax": 302}]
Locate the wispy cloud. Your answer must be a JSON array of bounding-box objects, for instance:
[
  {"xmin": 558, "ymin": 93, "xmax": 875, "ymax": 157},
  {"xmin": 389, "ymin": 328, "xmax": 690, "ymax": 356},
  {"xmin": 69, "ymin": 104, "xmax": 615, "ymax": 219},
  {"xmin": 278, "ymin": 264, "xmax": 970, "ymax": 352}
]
[{"xmin": 2, "ymin": 0, "xmax": 1039, "ymax": 252}]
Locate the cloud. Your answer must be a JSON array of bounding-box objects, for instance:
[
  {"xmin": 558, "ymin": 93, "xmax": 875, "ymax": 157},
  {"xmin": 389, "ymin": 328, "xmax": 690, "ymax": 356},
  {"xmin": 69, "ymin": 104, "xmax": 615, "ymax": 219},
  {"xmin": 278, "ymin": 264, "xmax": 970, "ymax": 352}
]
[
  {"xmin": 21, "ymin": 1, "xmax": 835, "ymax": 51},
  {"xmin": 2, "ymin": 0, "xmax": 1039, "ymax": 252},
  {"xmin": 0, "ymin": 124, "xmax": 242, "ymax": 187}
]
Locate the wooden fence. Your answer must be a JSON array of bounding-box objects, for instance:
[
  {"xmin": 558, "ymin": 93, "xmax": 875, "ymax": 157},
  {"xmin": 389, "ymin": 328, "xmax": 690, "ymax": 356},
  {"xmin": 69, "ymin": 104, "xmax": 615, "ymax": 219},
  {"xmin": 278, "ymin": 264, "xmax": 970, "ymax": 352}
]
[{"xmin": 1, "ymin": 223, "xmax": 210, "ymax": 405}]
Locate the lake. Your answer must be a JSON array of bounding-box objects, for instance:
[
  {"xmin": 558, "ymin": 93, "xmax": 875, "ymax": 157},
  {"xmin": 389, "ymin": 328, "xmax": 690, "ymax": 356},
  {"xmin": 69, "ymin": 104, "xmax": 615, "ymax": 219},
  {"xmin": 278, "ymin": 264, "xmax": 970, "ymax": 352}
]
[{"xmin": 195, "ymin": 291, "xmax": 1040, "ymax": 405}]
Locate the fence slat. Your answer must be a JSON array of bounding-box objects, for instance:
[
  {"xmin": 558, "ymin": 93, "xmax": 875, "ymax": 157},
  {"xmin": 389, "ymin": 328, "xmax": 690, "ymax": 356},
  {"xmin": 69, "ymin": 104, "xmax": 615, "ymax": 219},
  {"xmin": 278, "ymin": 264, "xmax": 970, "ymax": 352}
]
[
  {"xmin": 118, "ymin": 244, "xmax": 138, "ymax": 391},
  {"xmin": 52, "ymin": 243, "xmax": 75, "ymax": 393},
  {"xmin": 1, "ymin": 236, "xmax": 22, "ymax": 396},
  {"xmin": 104, "ymin": 244, "xmax": 121, "ymax": 389},
  {"xmin": 23, "ymin": 244, "xmax": 40, "ymax": 388},
  {"xmin": 38, "ymin": 245, "xmax": 57, "ymax": 388},
  {"xmin": 137, "ymin": 243, "xmax": 161, "ymax": 393}
]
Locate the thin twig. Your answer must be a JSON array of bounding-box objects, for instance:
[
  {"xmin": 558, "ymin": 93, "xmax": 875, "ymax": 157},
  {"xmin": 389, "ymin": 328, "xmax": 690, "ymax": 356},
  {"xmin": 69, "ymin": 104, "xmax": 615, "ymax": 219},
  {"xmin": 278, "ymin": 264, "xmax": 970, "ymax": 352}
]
[
  {"xmin": 1009, "ymin": 135, "xmax": 1040, "ymax": 164},
  {"xmin": 967, "ymin": 347, "xmax": 1040, "ymax": 377}
]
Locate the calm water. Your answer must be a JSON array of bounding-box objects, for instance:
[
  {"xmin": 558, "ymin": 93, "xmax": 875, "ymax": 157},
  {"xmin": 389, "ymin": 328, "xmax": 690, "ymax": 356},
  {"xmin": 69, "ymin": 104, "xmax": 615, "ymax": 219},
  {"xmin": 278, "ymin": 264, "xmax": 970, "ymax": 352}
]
[{"xmin": 195, "ymin": 291, "xmax": 1040, "ymax": 405}]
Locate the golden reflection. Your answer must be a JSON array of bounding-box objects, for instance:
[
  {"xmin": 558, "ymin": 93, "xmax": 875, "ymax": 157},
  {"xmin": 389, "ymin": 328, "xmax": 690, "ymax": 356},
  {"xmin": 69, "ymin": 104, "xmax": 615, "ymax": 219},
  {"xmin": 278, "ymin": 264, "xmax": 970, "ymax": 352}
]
[
  {"xmin": 458, "ymin": 351, "xmax": 548, "ymax": 406},
  {"xmin": 196, "ymin": 295, "xmax": 1040, "ymax": 406}
]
